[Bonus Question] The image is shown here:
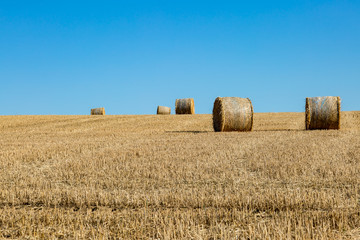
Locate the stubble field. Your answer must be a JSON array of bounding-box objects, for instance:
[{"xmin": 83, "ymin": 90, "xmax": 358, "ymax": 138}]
[{"xmin": 0, "ymin": 111, "xmax": 360, "ymax": 239}]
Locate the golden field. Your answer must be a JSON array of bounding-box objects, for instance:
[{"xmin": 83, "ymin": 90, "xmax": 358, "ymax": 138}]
[{"xmin": 0, "ymin": 112, "xmax": 360, "ymax": 239}]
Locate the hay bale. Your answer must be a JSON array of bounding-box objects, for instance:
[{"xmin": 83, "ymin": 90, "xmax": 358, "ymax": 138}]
[
  {"xmin": 175, "ymin": 98, "xmax": 195, "ymax": 114},
  {"xmin": 305, "ymin": 96, "xmax": 340, "ymax": 130},
  {"xmin": 157, "ymin": 106, "xmax": 171, "ymax": 115},
  {"xmin": 213, "ymin": 97, "xmax": 253, "ymax": 132},
  {"xmin": 90, "ymin": 108, "xmax": 105, "ymax": 115}
]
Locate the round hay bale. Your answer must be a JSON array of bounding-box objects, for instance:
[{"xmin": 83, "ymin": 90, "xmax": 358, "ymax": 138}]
[
  {"xmin": 305, "ymin": 96, "xmax": 340, "ymax": 130},
  {"xmin": 213, "ymin": 97, "xmax": 253, "ymax": 132},
  {"xmin": 157, "ymin": 106, "xmax": 171, "ymax": 115},
  {"xmin": 91, "ymin": 108, "xmax": 105, "ymax": 115},
  {"xmin": 175, "ymin": 98, "xmax": 195, "ymax": 114}
]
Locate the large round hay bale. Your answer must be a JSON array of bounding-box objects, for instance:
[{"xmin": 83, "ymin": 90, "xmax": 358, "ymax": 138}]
[
  {"xmin": 91, "ymin": 108, "xmax": 105, "ymax": 115},
  {"xmin": 213, "ymin": 97, "xmax": 253, "ymax": 132},
  {"xmin": 175, "ymin": 98, "xmax": 195, "ymax": 114},
  {"xmin": 157, "ymin": 106, "xmax": 171, "ymax": 115},
  {"xmin": 305, "ymin": 96, "xmax": 340, "ymax": 130}
]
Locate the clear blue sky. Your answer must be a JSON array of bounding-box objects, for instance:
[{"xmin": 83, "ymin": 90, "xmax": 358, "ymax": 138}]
[{"xmin": 0, "ymin": 0, "xmax": 359, "ymax": 115}]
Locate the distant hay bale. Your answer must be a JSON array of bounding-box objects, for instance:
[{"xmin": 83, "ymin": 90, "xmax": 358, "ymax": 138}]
[
  {"xmin": 175, "ymin": 98, "xmax": 195, "ymax": 114},
  {"xmin": 157, "ymin": 106, "xmax": 171, "ymax": 115},
  {"xmin": 90, "ymin": 108, "xmax": 105, "ymax": 115},
  {"xmin": 213, "ymin": 97, "xmax": 253, "ymax": 132},
  {"xmin": 305, "ymin": 96, "xmax": 340, "ymax": 130}
]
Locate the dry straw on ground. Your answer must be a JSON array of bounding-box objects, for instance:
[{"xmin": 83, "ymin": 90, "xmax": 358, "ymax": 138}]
[
  {"xmin": 90, "ymin": 108, "xmax": 105, "ymax": 115},
  {"xmin": 0, "ymin": 112, "xmax": 359, "ymax": 239},
  {"xmin": 175, "ymin": 98, "xmax": 195, "ymax": 114},
  {"xmin": 157, "ymin": 106, "xmax": 171, "ymax": 115},
  {"xmin": 213, "ymin": 97, "xmax": 253, "ymax": 132},
  {"xmin": 305, "ymin": 96, "xmax": 340, "ymax": 130}
]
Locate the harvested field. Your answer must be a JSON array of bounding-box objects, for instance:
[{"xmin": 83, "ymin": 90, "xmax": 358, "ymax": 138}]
[{"xmin": 0, "ymin": 112, "xmax": 360, "ymax": 239}]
